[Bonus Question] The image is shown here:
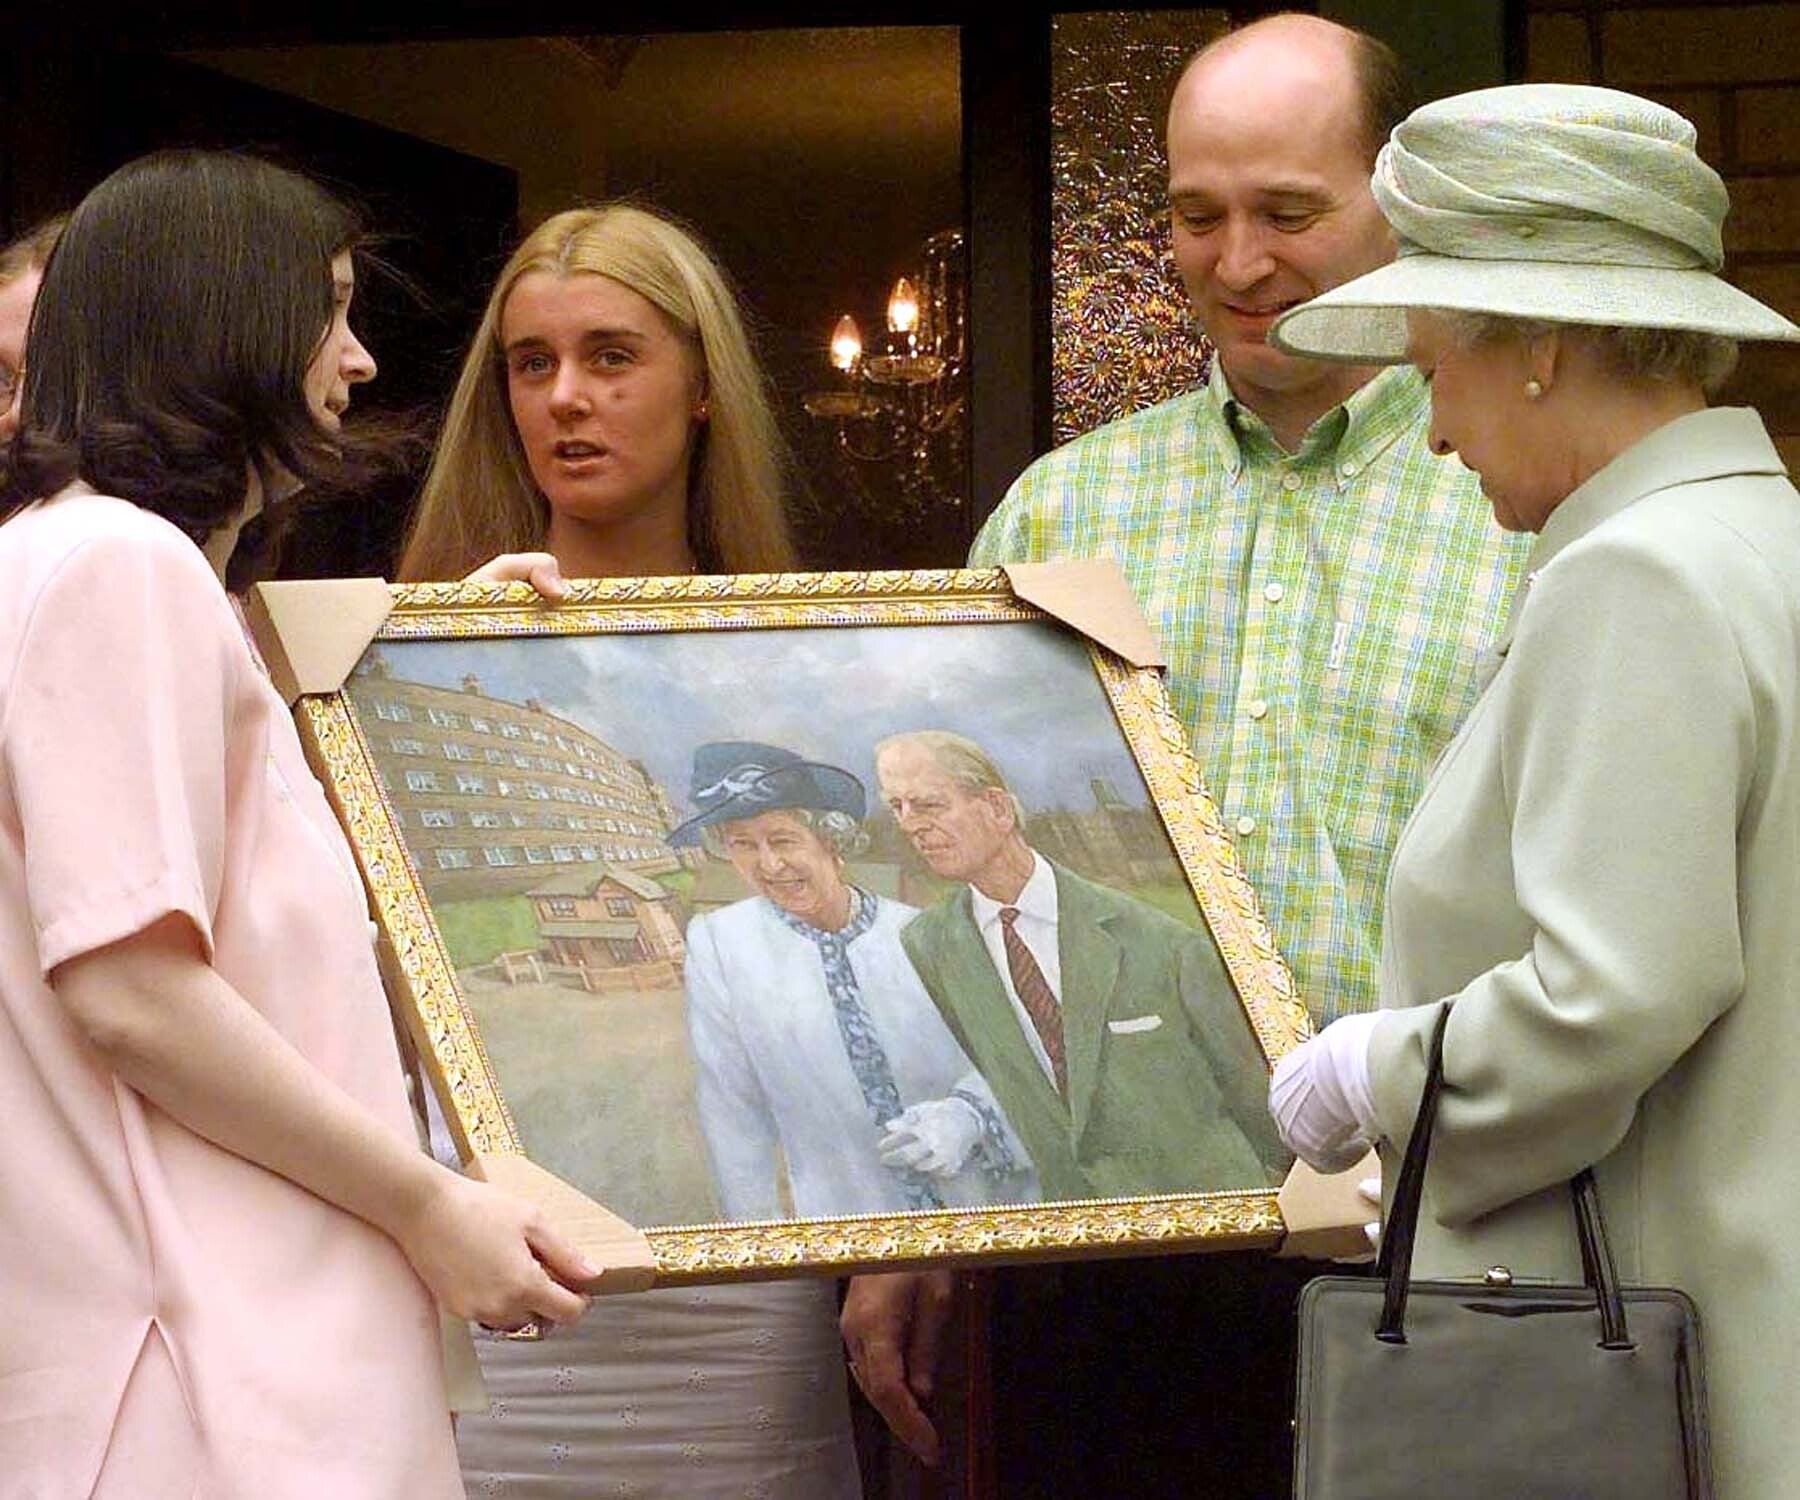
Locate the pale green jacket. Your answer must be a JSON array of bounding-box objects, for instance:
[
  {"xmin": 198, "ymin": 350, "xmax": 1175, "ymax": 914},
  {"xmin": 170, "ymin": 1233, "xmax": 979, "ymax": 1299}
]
[
  {"xmin": 899, "ymin": 861, "xmax": 1286, "ymax": 1201},
  {"xmin": 1368, "ymin": 408, "xmax": 1800, "ymax": 1500}
]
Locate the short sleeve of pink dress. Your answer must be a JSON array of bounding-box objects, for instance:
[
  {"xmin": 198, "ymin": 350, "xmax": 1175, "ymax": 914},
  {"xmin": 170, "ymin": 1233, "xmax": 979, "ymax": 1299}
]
[{"xmin": 0, "ymin": 491, "xmax": 461, "ymax": 1499}]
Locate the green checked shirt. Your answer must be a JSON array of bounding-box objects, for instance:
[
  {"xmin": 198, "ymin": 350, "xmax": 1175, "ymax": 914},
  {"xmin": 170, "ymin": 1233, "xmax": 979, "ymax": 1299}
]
[{"xmin": 971, "ymin": 360, "xmax": 1529, "ymax": 1024}]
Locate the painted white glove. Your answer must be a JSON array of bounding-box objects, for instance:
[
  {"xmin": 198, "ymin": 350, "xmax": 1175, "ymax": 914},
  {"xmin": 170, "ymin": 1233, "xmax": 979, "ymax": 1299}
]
[
  {"xmin": 879, "ymin": 1097, "xmax": 983, "ymax": 1176},
  {"xmin": 1269, "ymin": 1012, "xmax": 1386, "ymax": 1173}
]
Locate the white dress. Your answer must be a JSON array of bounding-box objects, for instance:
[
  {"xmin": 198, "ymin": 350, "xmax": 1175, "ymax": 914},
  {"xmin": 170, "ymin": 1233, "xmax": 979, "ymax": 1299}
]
[
  {"xmin": 423, "ymin": 1096, "xmax": 862, "ymax": 1498},
  {"xmin": 454, "ymin": 1282, "xmax": 861, "ymax": 1500}
]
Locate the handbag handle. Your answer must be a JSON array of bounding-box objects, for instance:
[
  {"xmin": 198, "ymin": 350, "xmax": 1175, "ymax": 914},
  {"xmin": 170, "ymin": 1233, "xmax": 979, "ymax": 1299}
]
[{"xmin": 1371, "ymin": 1005, "xmax": 1634, "ymax": 1350}]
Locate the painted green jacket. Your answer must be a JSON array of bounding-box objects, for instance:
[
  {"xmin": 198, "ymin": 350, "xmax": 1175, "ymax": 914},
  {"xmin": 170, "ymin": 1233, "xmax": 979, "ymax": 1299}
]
[{"xmin": 899, "ymin": 861, "xmax": 1286, "ymax": 1201}]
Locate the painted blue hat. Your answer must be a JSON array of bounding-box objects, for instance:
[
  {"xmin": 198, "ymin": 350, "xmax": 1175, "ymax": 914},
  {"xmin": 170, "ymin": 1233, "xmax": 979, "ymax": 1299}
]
[{"xmin": 666, "ymin": 740, "xmax": 866, "ymax": 847}]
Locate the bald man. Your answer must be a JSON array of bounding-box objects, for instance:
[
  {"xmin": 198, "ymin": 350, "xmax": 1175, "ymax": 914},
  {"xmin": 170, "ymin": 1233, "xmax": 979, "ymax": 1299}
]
[{"xmin": 844, "ymin": 17, "xmax": 1528, "ymax": 1495}]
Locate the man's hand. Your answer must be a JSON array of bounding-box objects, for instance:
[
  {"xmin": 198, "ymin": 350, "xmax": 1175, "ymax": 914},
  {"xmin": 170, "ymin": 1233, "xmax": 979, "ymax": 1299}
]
[
  {"xmin": 841, "ymin": 1270, "xmax": 957, "ymax": 1466},
  {"xmin": 464, "ymin": 551, "xmax": 567, "ymax": 601},
  {"xmin": 878, "ymin": 1097, "xmax": 982, "ymax": 1177}
]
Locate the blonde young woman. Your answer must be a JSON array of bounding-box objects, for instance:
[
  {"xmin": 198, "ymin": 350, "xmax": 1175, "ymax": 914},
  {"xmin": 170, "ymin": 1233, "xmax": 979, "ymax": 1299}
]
[
  {"xmin": 401, "ymin": 204, "xmax": 859, "ymax": 1499},
  {"xmin": 400, "ymin": 202, "xmax": 796, "ymax": 588}
]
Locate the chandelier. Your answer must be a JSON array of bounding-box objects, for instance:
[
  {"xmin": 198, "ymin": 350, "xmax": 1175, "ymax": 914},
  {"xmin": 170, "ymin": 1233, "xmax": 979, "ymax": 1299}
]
[{"xmin": 803, "ymin": 228, "xmax": 968, "ymax": 507}]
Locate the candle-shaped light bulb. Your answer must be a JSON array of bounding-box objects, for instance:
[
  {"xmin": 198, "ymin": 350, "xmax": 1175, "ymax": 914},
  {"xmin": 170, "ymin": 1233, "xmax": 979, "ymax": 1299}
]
[
  {"xmin": 829, "ymin": 314, "xmax": 863, "ymax": 372},
  {"xmin": 886, "ymin": 277, "xmax": 921, "ymax": 336}
]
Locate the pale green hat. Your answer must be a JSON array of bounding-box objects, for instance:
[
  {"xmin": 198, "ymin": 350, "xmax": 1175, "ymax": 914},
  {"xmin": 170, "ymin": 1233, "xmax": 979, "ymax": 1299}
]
[{"xmin": 1271, "ymin": 84, "xmax": 1800, "ymax": 364}]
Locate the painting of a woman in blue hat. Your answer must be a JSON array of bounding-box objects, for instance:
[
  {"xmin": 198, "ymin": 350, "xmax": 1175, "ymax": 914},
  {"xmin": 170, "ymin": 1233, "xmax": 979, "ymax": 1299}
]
[{"xmin": 673, "ymin": 740, "xmax": 1038, "ymax": 1218}]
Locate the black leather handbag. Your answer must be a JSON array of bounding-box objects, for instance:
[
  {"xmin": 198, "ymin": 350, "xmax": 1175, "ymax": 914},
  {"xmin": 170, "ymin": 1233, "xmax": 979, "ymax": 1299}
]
[{"xmin": 1292, "ymin": 1007, "xmax": 1713, "ymax": 1499}]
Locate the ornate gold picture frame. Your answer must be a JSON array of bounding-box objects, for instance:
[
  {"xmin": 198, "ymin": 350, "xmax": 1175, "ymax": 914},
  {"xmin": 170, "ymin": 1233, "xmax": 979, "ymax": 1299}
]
[{"xmin": 280, "ymin": 567, "xmax": 1324, "ymax": 1284}]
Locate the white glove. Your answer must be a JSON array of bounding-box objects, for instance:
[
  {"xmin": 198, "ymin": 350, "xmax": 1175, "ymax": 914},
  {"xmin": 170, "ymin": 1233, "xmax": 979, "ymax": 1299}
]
[
  {"xmin": 1269, "ymin": 1012, "xmax": 1387, "ymax": 1173},
  {"xmin": 1330, "ymin": 1175, "xmax": 1386, "ymax": 1266},
  {"xmin": 1360, "ymin": 1175, "xmax": 1383, "ymax": 1253},
  {"xmin": 878, "ymin": 1097, "xmax": 983, "ymax": 1176}
]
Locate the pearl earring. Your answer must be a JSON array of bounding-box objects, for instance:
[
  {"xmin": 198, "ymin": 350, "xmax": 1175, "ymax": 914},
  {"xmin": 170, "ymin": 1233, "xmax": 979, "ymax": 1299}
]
[{"xmin": 1524, "ymin": 379, "xmax": 1544, "ymax": 400}]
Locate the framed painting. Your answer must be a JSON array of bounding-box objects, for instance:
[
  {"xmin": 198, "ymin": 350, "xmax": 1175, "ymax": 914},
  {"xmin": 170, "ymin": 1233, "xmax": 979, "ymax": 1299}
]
[{"xmin": 262, "ymin": 565, "xmax": 1334, "ymax": 1285}]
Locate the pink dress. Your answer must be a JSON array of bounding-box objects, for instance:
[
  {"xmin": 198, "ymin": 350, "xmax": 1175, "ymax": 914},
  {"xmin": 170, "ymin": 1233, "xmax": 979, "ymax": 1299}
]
[{"xmin": 0, "ymin": 490, "xmax": 463, "ymax": 1498}]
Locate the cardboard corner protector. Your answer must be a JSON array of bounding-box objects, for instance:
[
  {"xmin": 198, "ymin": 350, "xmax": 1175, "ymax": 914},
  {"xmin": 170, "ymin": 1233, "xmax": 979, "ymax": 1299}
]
[
  {"xmin": 470, "ymin": 1152, "xmax": 659, "ymax": 1295},
  {"xmin": 999, "ymin": 559, "xmax": 1166, "ymax": 668},
  {"xmin": 244, "ymin": 578, "xmax": 395, "ymax": 705},
  {"xmin": 1275, "ymin": 1149, "xmax": 1380, "ymax": 1261}
]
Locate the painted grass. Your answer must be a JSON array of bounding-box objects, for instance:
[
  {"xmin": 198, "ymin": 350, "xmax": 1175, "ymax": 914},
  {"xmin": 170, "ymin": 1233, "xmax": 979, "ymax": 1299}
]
[
  {"xmin": 436, "ymin": 895, "xmax": 540, "ymax": 970},
  {"xmin": 1126, "ymin": 880, "xmax": 1210, "ymax": 929},
  {"xmin": 461, "ymin": 972, "xmax": 725, "ymax": 1229},
  {"xmin": 652, "ymin": 868, "xmax": 697, "ymax": 904}
]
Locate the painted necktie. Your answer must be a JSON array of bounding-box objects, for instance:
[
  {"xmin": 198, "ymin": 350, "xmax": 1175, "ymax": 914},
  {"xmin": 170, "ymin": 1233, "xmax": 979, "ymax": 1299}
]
[{"xmin": 998, "ymin": 906, "xmax": 1066, "ymax": 1095}]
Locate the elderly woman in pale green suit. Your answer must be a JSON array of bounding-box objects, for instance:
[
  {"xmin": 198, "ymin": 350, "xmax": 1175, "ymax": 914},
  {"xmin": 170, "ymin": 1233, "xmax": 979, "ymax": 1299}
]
[{"xmin": 1268, "ymin": 85, "xmax": 1800, "ymax": 1499}]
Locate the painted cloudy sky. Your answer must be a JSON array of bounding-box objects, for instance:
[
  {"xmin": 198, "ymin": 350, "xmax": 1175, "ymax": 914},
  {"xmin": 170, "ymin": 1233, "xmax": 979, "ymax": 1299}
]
[{"xmin": 373, "ymin": 620, "xmax": 1155, "ymax": 819}]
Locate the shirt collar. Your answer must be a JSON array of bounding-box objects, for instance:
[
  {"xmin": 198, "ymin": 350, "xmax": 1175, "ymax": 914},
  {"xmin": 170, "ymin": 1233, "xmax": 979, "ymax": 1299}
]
[
  {"xmin": 971, "ymin": 851, "xmax": 1057, "ymax": 931},
  {"xmin": 1500, "ymin": 407, "xmax": 1785, "ymax": 650},
  {"xmin": 1203, "ymin": 358, "xmax": 1428, "ymax": 481}
]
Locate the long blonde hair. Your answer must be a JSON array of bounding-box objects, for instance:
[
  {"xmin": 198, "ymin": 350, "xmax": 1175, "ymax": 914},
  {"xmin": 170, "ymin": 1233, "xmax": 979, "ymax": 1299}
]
[{"xmin": 400, "ymin": 203, "xmax": 798, "ymax": 580}]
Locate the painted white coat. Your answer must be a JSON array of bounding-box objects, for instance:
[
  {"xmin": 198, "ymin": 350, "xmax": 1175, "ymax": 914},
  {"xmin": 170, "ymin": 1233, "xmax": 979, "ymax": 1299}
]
[{"xmin": 685, "ymin": 892, "xmax": 1035, "ymax": 1218}]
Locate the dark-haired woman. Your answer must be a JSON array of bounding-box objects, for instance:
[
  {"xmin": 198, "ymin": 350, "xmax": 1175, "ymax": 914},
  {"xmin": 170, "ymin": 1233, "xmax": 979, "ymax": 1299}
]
[{"xmin": 0, "ymin": 151, "xmax": 594, "ymax": 1498}]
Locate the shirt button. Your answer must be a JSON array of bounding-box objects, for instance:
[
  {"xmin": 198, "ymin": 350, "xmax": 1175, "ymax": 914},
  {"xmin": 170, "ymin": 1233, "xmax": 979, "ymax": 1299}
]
[
  {"xmin": 1246, "ymin": 698, "xmax": 1269, "ymax": 720},
  {"xmin": 1235, "ymin": 815, "xmax": 1258, "ymax": 837},
  {"xmin": 1281, "ymin": 472, "xmax": 1302, "ymax": 491},
  {"xmin": 1339, "ymin": 461, "xmax": 1357, "ymax": 478},
  {"xmin": 1263, "ymin": 581, "xmax": 1285, "ymax": 603}
]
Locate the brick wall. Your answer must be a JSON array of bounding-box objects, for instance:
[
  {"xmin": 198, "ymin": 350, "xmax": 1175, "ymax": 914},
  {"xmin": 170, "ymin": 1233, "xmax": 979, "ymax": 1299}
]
[{"xmin": 1525, "ymin": 0, "xmax": 1800, "ymax": 469}]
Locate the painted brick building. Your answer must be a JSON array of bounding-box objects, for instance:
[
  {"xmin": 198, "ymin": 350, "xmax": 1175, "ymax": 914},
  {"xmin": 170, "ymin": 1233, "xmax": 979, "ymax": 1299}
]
[{"xmin": 347, "ymin": 652, "xmax": 693, "ymax": 900}]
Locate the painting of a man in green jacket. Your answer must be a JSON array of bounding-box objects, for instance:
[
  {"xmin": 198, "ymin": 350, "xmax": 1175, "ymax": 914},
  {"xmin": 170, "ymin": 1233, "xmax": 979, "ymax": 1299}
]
[{"xmin": 872, "ymin": 730, "xmax": 1288, "ymax": 1201}]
